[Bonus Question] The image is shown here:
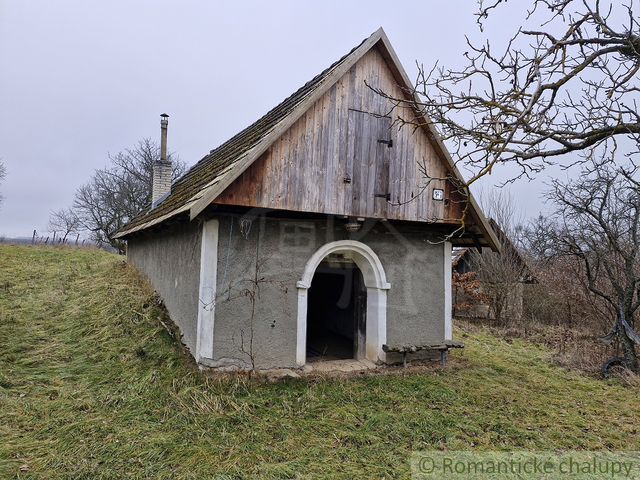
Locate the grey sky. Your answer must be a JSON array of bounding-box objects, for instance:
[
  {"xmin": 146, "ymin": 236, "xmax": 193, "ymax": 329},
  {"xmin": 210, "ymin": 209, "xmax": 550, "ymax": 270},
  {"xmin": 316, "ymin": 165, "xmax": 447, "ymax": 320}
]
[{"xmin": 0, "ymin": 0, "xmax": 554, "ymax": 238}]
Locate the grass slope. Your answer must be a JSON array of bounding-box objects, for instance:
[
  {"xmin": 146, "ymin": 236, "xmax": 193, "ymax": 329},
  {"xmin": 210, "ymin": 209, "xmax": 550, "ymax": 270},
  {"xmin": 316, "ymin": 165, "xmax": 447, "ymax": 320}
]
[{"xmin": 1, "ymin": 244, "xmax": 638, "ymax": 479}]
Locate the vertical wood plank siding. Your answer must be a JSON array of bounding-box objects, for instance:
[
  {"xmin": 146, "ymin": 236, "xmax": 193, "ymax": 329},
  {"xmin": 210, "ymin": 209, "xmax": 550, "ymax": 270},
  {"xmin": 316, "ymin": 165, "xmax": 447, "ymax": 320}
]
[{"xmin": 215, "ymin": 47, "xmax": 462, "ymax": 222}]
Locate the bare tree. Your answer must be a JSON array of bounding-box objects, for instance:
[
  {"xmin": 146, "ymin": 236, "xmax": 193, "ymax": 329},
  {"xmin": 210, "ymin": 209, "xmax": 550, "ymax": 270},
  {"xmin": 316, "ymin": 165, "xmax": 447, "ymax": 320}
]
[
  {"xmin": 372, "ymin": 0, "xmax": 640, "ymax": 189},
  {"xmin": 518, "ymin": 215, "xmax": 599, "ymax": 329},
  {"xmin": 61, "ymin": 138, "xmax": 186, "ymax": 253},
  {"xmin": 468, "ymin": 191, "xmax": 531, "ymax": 324},
  {"xmin": 469, "ymin": 234, "xmax": 530, "ymax": 324},
  {"xmin": 548, "ymin": 161, "xmax": 640, "ymax": 371},
  {"xmin": 47, "ymin": 208, "xmax": 80, "ymax": 243},
  {"xmin": 521, "ymin": 214, "xmax": 559, "ymax": 263}
]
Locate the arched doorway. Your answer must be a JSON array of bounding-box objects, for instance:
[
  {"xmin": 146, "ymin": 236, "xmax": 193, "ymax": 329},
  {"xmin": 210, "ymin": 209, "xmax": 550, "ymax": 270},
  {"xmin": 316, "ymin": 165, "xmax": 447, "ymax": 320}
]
[
  {"xmin": 306, "ymin": 256, "xmax": 366, "ymax": 361},
  {"xmin": 296, "ymin": 240, "xmax": 390, "ymax": 366}
]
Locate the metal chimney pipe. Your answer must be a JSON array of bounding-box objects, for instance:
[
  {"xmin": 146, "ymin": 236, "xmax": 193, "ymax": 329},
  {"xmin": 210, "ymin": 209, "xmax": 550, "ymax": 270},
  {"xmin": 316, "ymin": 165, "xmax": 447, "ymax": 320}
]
[{"xmin": 160, "ymin": 113, "xmax": 169, "ymax": 161}]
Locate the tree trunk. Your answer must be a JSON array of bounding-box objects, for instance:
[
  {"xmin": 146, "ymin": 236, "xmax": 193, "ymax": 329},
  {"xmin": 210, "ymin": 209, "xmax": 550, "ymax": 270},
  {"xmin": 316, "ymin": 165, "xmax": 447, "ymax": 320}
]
[
  {"xmin": 621, "ymin": 307, "xmax": 639, "ymax": 373},
  {"xmin": 619, "ymin": 332, "xmax": 638, "ymax": 372}
]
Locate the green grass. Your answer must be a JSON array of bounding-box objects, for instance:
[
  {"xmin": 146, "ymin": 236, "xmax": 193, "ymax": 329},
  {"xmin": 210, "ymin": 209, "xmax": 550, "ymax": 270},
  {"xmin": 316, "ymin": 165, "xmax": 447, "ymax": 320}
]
[{"xmin": 1, "ymin": 244, "xmax": 639, "ymax": 479}]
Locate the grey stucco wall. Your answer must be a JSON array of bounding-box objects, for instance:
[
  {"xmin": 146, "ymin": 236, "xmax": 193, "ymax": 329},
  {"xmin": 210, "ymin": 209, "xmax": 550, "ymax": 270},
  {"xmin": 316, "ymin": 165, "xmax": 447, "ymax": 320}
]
[
  {"xmin": 126, "ymin": 214, "xmax": 447, "ymax": 369},
  {"xmin": 209, "ymin": 215, "xmax": 446, "ymax": 369},
  {"xmin": 210, "ymin": 216, "xmax": 306, "ymax": 369},
  {"xmin": 126, "ymin": 221, "xmax": 202, "ymax": 353}
]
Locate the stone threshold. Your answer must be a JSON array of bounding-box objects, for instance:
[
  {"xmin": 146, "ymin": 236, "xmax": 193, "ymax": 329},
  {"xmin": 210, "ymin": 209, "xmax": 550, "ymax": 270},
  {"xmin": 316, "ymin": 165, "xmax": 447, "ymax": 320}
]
[{"xmin": 259, "ymin": 358, "xmax": 379, "ymax": 381}]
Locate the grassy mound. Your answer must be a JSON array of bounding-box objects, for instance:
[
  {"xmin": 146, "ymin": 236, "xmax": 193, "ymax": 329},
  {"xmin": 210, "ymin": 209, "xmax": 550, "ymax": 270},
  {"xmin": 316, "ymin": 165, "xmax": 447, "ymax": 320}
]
[{"xmin": 1, "ymin": 244, "xmax": 638, "ymax": 479}]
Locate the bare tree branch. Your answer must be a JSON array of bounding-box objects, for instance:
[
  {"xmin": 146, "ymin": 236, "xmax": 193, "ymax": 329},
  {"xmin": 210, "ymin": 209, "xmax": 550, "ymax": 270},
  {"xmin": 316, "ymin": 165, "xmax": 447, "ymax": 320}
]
[
  {"xmin": 374, "ymin": 0, "xmax": 640, "ymax": 188},
  {"xmin": 60, "ymin": 138, "xmax": 187, "ymax": 253}
]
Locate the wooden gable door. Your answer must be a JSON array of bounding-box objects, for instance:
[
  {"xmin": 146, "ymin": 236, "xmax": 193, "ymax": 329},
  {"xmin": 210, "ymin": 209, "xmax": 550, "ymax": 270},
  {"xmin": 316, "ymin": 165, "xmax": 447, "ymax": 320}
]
[{"xmin": 345, "ymin": 109, "xmax": 392, "ymax": 219}]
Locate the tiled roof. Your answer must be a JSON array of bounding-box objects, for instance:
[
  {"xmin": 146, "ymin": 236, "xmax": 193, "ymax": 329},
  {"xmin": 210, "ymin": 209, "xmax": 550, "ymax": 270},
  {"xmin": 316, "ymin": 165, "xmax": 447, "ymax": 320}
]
[{"xmin": 452, "ymin": 247, "xmax": 470, "ymax": 266}]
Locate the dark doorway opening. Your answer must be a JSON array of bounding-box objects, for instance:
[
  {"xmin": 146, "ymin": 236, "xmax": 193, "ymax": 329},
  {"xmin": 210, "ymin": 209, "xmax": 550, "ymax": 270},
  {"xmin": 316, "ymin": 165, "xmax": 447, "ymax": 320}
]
[{"xmin": 306, "ymin": 257, "xmax": 366, "ymax": 361}]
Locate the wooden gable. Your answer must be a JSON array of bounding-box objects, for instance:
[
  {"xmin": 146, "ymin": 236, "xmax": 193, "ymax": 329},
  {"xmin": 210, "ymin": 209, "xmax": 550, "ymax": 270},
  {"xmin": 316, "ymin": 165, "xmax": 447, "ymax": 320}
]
[{"xmin": 214, "ymin": 46, "xmax": 464, "ymax": 223}]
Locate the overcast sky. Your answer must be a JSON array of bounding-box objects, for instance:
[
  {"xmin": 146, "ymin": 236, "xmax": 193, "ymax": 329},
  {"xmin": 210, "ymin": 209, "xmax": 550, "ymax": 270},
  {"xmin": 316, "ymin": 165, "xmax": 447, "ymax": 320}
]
[{"xmin": 0, "ymin": 0, "xmax": 561, "ymax": 238}]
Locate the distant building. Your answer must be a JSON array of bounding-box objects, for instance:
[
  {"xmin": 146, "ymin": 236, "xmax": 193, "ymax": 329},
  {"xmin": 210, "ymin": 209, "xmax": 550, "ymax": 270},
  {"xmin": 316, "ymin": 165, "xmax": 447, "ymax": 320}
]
[{"xmin": 452, "ymin": 219, "xmax": 534, "ymax": 322}]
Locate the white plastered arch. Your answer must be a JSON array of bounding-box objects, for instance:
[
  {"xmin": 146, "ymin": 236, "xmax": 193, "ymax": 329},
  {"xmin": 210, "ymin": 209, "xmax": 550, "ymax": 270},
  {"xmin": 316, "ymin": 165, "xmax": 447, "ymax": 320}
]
[{"xmin": 296, "ymin": 240, "xmax": 390, "ymax": 366}]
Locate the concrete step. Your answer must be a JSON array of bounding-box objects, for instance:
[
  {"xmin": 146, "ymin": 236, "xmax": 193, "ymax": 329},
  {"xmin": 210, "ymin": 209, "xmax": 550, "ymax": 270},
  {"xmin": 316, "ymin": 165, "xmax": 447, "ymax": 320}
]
[{"xmin": 303, "ymin": 358, "xmax": 378, "ymax": 373}]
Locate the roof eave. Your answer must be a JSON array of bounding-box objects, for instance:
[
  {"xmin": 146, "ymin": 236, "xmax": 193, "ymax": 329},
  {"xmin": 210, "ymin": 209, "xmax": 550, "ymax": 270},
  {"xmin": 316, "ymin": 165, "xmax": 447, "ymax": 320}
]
[{"xmin": 113, "ymin": 202, "xmax": 194, "ymax": 239}]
